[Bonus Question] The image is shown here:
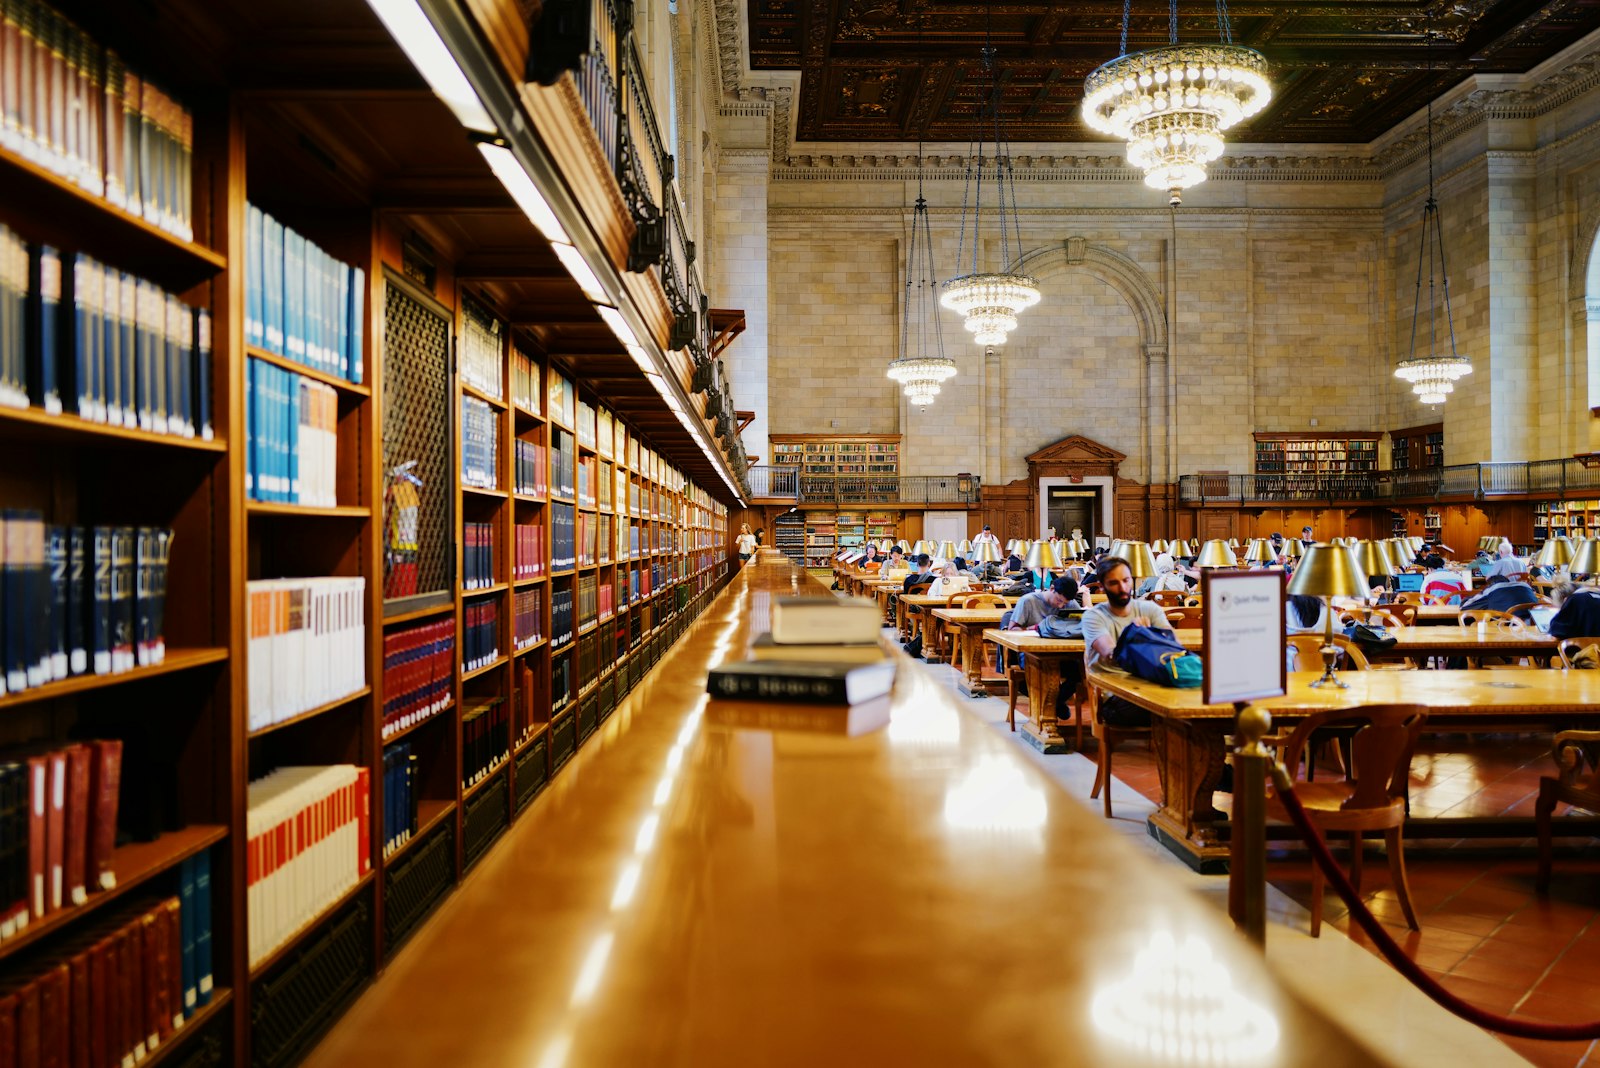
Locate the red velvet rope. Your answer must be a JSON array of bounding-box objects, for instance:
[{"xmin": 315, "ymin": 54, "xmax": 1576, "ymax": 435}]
[{"xmin": 1273, "ymin": 782, "xmax": 1600, "ymax": 1041}]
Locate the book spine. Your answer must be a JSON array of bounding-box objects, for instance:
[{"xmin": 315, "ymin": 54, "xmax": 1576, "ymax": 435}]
[{"xmin": 707, "ymin": 668, "xmax": 852, "ymax": 704}]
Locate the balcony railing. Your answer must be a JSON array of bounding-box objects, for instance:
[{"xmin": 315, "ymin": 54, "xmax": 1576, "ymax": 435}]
[
  {"xmin": 1179, "ymin": 457, "xmax": 1600, "ymax": 505},
  {"xmin": 746, "ymin": 468, "xmax": 982, "ymax": 505}
]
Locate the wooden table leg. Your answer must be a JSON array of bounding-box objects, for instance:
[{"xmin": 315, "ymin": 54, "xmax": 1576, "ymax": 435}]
[
  {"xmin": 1018, "ymin": 655, "xmax": 1068, "ymax": 753},
  {"xmin": 1146, "ymin": 716, "xmax": 1230, "ymax": 871},
  {"xmin": 896, "ymin": 598, "xmax": 909, "ymax": 638},
  {"xmin": 963, "ymin": 630, "xmax": 991, "ymax": 698}
]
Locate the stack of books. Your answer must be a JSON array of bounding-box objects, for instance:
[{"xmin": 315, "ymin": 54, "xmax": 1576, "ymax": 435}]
[{"xmin": 706, "ymin": 597, "xmax": 893, "ymax": 724}]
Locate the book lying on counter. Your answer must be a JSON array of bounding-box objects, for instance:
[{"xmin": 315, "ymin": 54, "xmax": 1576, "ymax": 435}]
[
  {"xmin": 770, "ymin": 596, "xmax": 881, "ymax": 645},
  {"xmin": 706, "ymin": 659, "xmax": 895, "ymax": 706},
  {"xmin": 748, "ymin": 633, "xmax": 885, "ymax": 664}
]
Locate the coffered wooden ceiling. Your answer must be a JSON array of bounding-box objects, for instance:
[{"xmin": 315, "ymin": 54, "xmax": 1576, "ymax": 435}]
[{"xmin": 748, "ymin": 0, "xmax": 1600, "ymax": 144}]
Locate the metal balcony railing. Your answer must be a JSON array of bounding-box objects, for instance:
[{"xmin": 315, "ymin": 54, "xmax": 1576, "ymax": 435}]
[
  {"xmin": 1178, "ymin": 457, "xmax": 1600, "ymax": 505},
  {"xmin": 745, "ymin": 468, "xmax": 982, "ymax": 505}
]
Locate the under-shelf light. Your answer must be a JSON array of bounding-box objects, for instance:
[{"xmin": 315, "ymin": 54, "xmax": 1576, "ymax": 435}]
[
  {"xmin": 477, "ymin": 142, "xmax": 569, "ymax": 244},
  {"xmin": 595, "ymin": 305, "xmax": 641, "ymax": 350},
  {"xmin": 551, "ymin": 242, "xmax": 609, "ymax": 303},
  {"xmin": 365, "ymin": 0, "xmax": 496, "ymax": 134}
]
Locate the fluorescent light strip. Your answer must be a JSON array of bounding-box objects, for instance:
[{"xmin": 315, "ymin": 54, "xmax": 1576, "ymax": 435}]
[
  {"xmin": 595, "ymin": 305, "xmax": 641, "ymax": 350},
  {"xmin": 365, "ymin": 0, "xmax": 496, "ymax": 133},
  {"xmin": 477, "ymin": 143, "xmax": 570, "ymax": 244},
  {"xmin": 551, "ymin": 242, "xmax": 610, "ymax": 303}
]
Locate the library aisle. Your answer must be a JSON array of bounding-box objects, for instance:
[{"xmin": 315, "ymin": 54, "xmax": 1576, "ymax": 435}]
[{"xmin": 302, "ymin": 554, "xmax": 1399, "ymax": 1067}]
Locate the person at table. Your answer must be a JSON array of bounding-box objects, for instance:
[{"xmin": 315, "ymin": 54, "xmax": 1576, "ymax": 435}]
[
  {"xmin": 1008, "ymin": 576, "xmax": 1083, "ymax": 630},
  {"xmin": 1003, "ymin": 552, "xmax": 1025, "ymax": 575},
  {"xmin": 736, "ymin": 524, "xmax": 757, "ymax": 563},
  {"xmin": 1136, "ymin": 552, "xmax": 1188, "ymax": 597},
  {"xmin": 927, "ymin": 560, "xmax": 971, "ymax": 599},
  {"xmin": 859, "ymin": 544, "xmax": 883, "ymax": 572},
  {"xmin": 1423, "ymin": 554, "xmax": 1469, "ymax": 599},
  {"xmin": 973, "ymin": 524, "xmax": 1001, "ymax": 550},
  {"xmin": 1299, "ymin": 525, "xmax": 1314, "ymax": 548},
  {"xmin": 1084, "ymin": 557, "xmax": 1175, "ymax": 728},
  {"xmin": 1459, "ymin": 575, "xmax": 1540, "ymax": 617},
  {"xmin": 1269, "ymin": 531, "xmax": 1285, "ymax": 555},
  {"xmin": 1485, "ymin": 540, "xmax": 1527, "ymax": 580},
  {"xmin": 902, "ymin": 554, "xmax": 936, "ymax": 594},
  {"xmin": 1547, "ymin": 582, "xmax": 1600, "ymax": 638}
]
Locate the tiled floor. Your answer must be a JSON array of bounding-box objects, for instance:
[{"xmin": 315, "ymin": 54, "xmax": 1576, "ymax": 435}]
[{"xmin": 1108, "ymin": 730, "xmax": 1600, "ymax": 1068}]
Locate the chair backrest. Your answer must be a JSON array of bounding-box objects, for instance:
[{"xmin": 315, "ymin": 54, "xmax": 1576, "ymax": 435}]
[
  {"xmin": 1150, "ymin": 590, "xmax": 1186, "ymax": 607},
  {"xmin": 1558, "ymin": 638, "xmax": 1600, "ymax": 669},
  {"xmin": 1458, "ymin": 607, "xmax": 1524, "ymax": 630},
  {"xmin": 1392, "ymin": 591, "xmax": 1421, "ymax": 605},
  {"xmin": 1280, "ymin": 705, "xmax": 1428, "ymax": 807},
  {"xmin": 961, "ymin": 593, "xmax": 1008, "ymax": 610},
  {"xmin": 1285, "ymin": 633, "xmax": 1371, "ymax": 670},
  {"xmin": 1503, "ymin": 601, "xmax": 1550, "ymax": 622},
  {"xmin": 1379, "ymin": 604, "xmax": 1417, "ymax": 628}
]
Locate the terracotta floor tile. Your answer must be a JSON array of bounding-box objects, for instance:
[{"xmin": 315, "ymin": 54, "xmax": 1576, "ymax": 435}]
[{"xmin": 1448, "ymin": 954, "xmax": 1551, "ymax": 990}]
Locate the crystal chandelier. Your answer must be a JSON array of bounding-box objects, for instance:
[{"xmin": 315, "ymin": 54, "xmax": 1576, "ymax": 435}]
[
  {"xmin": 941, "ymin": 7, "xmax": 1040, "ymax": 347},
  {"xmin": 1396, "ymin": 40, "xmax": 1470, "ymax": 405},
  {"xmin": 1081, "ymin": 1, "xmax": 1271, "ymax": 204},
  {"xmin": 887, "ymin": 67, "xmax": 956, "ymax": 410}
]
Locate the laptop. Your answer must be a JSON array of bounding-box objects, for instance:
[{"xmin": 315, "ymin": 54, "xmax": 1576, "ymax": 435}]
[
  {"xmin": 1529, "ymin": 605, "xmax": 1557, "ymax": 634},
  {"xmin": 1395, "ymin": 572, "xmax": 1426, "ymax": 593}
]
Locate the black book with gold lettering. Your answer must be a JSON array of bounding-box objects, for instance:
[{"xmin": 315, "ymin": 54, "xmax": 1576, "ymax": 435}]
[{"xmin": 707, "ymin": 659, "xmax": 895, "ymax": 706}]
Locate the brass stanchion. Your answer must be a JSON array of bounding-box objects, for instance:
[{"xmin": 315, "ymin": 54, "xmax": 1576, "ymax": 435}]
[{"xmin": 1228, "ymin": 702, "xmax": 1275, "ymax": 945}]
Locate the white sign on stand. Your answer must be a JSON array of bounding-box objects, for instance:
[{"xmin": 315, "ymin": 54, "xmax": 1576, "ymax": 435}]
[{"xmin": 1201, "ymin": 570, "xmax": 1287, "ymax": 705}]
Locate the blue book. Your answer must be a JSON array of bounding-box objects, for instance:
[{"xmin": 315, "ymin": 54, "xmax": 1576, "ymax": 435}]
[
  {"xmin": 165, "ymin": 294, "xmax": 183, "ymax": 436},
  {"xmin": 26, "ymin": 245, "xmax": 61, "ymax": 415},
  {"xmin": 244, "ymin": 358, "xmax": 255, "ymax": 497},
  {"xmin": 194, "ymin": 308, "xmax": 213, "ymax": 440},
  {"xmin": 315, "ymin": 244, "xmax": 331, "ymax": 374},
  {"xmin": 266, "ymin": 364, "xmax": 281, "ymax": 501},
  {"xmin": 335, "ymin": 261, "xmax": 348, "ymax": 381},
  {"xmin": 263, "ymin": 214, "xmax": 284, "ymax": 354},
  {"xmin": 178, "ymin": 855, "xmax": 197, "ymax": 1013},
  {"xmin": 117, "ymin": 272, "xmax": 136, "ymax": 426},
  {"xmin": 288, "ymin": 371, "xmax": 300, "ymax": 503},
  {"xmin": 284, "ymin": 228, "xmax": 306, "ymax": 363},
  {"xmin": 245, "ymin": 204, "xmax": 263, "ymax": 348},
  {"xmin": 347, "ymin": 266, "xmax": 364, "ymax": 383},
  {"xmin": 304, "ymin": 242, "xmax": 319, "ymax": 372},
  {"xmin": 194, "ymin": 848, "xmax": 213, "ymax": 1006},
  {"xmin": 100, "ymin": 264, "xmax": 118, "ymax": 426}
]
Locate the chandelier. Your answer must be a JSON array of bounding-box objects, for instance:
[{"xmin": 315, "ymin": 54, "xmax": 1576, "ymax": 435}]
[
  {"xmin": 941, "ymin": 8, "xmax": 1040, "ymax": 347},
  {"xmin": 1396, "ymin": 39, "xmax": 1470, "ymax": 405},
  {"xmin": 887, "ymin": 49, "xmax": 957, "ymax": 411},
  {"xmin": 1081, "ymin": 3, "xmax": 1271, "ymax": 204}
]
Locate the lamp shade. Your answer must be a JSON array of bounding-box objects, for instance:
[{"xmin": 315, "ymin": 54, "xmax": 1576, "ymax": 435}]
[
  {"xmin": 911, "ymin": 540, "xmax": 935, "ymax": 558},
  {"xmin": 1536, "ymin": 537, "xmax": 1575, "ymax": 570},
  {"xmin": 1151, "ymin": 538, "xmax": 1169, "ymax": 554},
  {"xmin": 1195, "ymin": 540, "xmax": 1238, "ymax": 568},
  {"xmin": 970, "ymin": 540, "xmax": 1003, "ymax": 563},
  {"xmin": 1287, "ymin": 543, "xmax": 1370, "ymax": 599},
  {"xmin": 1408, "ymin": 537, "xmax": 1424, "ymax": 553},
  {"xmin": 1346, "ymin": 539, "xmax": 1397, "ymax": 578},
  {"xmin": 935, "ymin": 540, "xmax": 959, "ymax": 562},
  {"xmin": 1107, "ymin": 539, "xmax": 1127, "ymax": 560},
  {"xmin": 1242, "ymin": 539, "xmax": 1275, "ymax": 564},
  {"xmin": 1280, "ymin": 539, "xmax": 1303, "ymax": 560},
  {"xmin": 1005, "ymin": 539, "xmax": 1022, "ymax": 553},
  {"xmin": 1024, "ymin": 541, "xmax": 1062, "ymax": 571},
  {"xmin": 1572, "ymin": 538, "xmax": 1600, "ymax": 576},
  {"xmin": 1227, "ymin": 538, "xmax": 1241, "ymax": 549},
  {"xmin": 956, "ymin": 539, "xmax": 973, "ymax": 556},
  {"xmin": 1118, "ymin": 541, "xmax": 1160, "ymax": 581}
]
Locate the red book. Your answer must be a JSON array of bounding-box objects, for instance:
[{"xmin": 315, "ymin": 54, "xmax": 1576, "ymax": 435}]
[
  {"xmin": 44, "ymin": 751, "xmax": 66, "ymax": 914},
  {"xmin": 355, "ymin": 766, "xmax": 369, "ymax": 875},
  {"xmin": 0, "ymin": 991, "xmax": 16, "ymax": 1068},
  {"xmin": 121, "ymin": 923, "xmax": 144, "ymax": 1063},
  {"xmin": 87, "ymin": 938, "xmax": 111, "ymax": 1068},
  {"xmin": 86, "ymin": 742, "xmax": 121, "ymax": 893},
  {"xmin": 15, "ymin": 980, "xmax": 38, "ymax": 1068},
  {"xmin": 26, "ymin": 756, "xmax": 46, "ymax": 920},
  {"xmin": 140, "ymin": 909, "xmax": 163, "ymax": 1051},
  {"xmin": 65, "ymin": 949, "xmax": 89, "ymax": 1068},
  {"xmin": 62, "ymin": 746, "xmax": 89, "ymax": 906},
  {"xmin": 36, "ymin": 964, "xmax": 66, "ymax": 1068},
  {"xmin": 161, "ymin": 899, "xmax": 182, "ymax": 1034}
]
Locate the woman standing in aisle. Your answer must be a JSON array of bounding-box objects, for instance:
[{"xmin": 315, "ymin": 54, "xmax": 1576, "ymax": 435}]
[{"xmin": 736, "ymin": 524, "xmax": 757, "ymax": 564}]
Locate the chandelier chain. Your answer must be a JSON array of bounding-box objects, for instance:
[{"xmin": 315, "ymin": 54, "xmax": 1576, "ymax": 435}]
[
  {"xmin": 1169, "ymin": 0, "xmax": 1178, "ymax": 45},
  {"xmin": 1120, "ymin": 0, "xmax": 1132, "ymax": 56}
]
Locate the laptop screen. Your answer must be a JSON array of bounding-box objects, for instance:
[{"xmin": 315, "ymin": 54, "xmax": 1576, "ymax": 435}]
[
  {"xmin": 1395, "ymin": 573, "xmax": 1425, "ymax": 592},
  {"xmin": 1529, "ymin": 606, "xmax": 1557, "ymax": 633}
]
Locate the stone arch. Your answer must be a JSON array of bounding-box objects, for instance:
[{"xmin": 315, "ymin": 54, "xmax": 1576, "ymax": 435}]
[{"xmin": 1011, "ymin": 237, "xmax": 1168, "ymax": 355}]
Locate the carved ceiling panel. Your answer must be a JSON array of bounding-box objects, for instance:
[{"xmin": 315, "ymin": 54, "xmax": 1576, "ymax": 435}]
[{"xmin": 747, "ymin": 0, "xmax": 1600, "ymax": 143}]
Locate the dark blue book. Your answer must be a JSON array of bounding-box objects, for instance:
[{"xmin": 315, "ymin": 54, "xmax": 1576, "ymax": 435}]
[
  {"xmin": 25, "ymin": 245, "xmax": 61, "ymax": 414},
  {"xmin": 91, "ymin": 526, "xmax": 113, "ymax": 675},
  {"xmin": 178, "ymin": 854, "xmax": 197, "ymax": 1014},
  {"xmin": 116, "ymin": 272, "xmax": 136, "ymax": 426},
  {"xmin": 194, "ymin": 307, "xmax": 213, "ymax": 440},
  {"xmin": 45, "ymin": 525, "xmax": 66, "ymax": 681},
  {"xmin": 194, "ymin": 848, "xmax": 213, "ymax": 1005},
  {"xmin": 67, "ymin": 527, "xmax": 86, "ymax": 676}
]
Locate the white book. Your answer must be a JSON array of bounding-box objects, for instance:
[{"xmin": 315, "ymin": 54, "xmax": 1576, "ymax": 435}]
[{"xmin": 770, "ymin": 596, "xmax": 882, "ymax": 645}]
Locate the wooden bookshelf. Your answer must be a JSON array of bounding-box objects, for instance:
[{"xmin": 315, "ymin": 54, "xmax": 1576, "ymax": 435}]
[
  {"xmin": 771, "ymin": 434, "xmax": 900, "ymax": 504},
  {"xmin": 0, "ymin": 0, "xmax": 740, "ymax": 1064},
  {"xmin": 1390, "ymin": 423, "xmax": 1444, "ymax": 472},
  {"xmin": 1252, "ymin": 432, "xmax": 1380, "ymax": 500}
]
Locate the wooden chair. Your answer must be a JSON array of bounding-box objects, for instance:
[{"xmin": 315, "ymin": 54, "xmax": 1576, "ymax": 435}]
[
  {"xmin": 1006, "ymin": 667, "xmax": 1089, "ymax": 750},
  {"xmin": 1266, "ymin": 705, "xmax": 1429, "ymax": 936},
  {"xmin": 1150, "ymin": 590, "xmax": 1187, "ymax": 607},
  {"xmin": 1088, "ymin": 683, "xmax": 1152, "ymax": 818},
  {"xmin": 1557, "ymin": 637, "xmax": 1600, "ymax": 670},
  {"xmin": 1458, "ymin": 607, "xmax": 1524, "ymax": 629},
  {"xmin": 1005, "ymin": 666, "xmax": 1026, "ymax": 733},
  {"xmin": 1378, "ymin": 604, "xmax": 1418, "ymax": 628},
  {"xmin": 1392, "ymin": 591, "xmax": 1422, "ymax": 605},
  {"xmin": 1537, "ymin": 729, "xmax": 1600, "ymax": 891},
  {"xmin": 960, "ymin": 593, "xmax": 1008, "ymax": 610},
  {"xmin": 1503, "ymin": 600, "xmax": 1551, "ymax": 621},
  {"xmin": 1163, "ymin": 608, "xmax": 1203, "ymax": 630},
  {"xmin": 1285, "ymin": 634, "xmax": 1371, "ymax": 672}
]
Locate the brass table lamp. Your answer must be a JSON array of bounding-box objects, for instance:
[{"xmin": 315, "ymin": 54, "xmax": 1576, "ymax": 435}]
[
  {"xmin": 1195, "ymin": 539, "xmax": 1237, "ymax": 568},
  {"xmin": 1287, "ymin": 543, "xmax": 1370, "ymax": 688}
]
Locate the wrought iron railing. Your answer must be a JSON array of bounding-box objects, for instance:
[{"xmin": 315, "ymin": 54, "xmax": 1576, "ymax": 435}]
[
  {"xmin": 1179, "ymin": 457, "xmax": 1600, "ymax": 504},
  {"xmin": 745, "ymin": 468, "xmax": 982, "ymax": 505}
]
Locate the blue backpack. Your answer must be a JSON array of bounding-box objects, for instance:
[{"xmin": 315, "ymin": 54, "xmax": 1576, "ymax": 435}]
[{"xmin": 1114, "ymin": 623, "xmax": 1202, "ymax": 688}]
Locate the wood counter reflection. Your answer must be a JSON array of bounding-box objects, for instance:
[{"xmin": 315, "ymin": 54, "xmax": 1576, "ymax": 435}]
[{"xmin": 300, "ymin": 556, "xmax": 1419, "ymax": 1068}]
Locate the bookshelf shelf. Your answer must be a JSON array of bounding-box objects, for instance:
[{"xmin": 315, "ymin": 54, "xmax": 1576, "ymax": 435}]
[
  {"xmin": 247, "ymin": 686, "xmax": 373, "ymax": 739},
  {"xmin": 514, "ymin": 405, "xmax": 545, "ymax": 423},
  {"xmin": 246, "ymin": 502, "xmax": 372, "ymax": 519},
  {"xmin": 462, "ymin": 760, "xmax": 508, "ymax": 802},
  {"xmin": 381, "ymin": 702, "xmax": 454, "ymax": 745},
  {"xmin": 248, "ymin": 870, "xmax": 375, "ymax": 982},
  {"xmin": 244, "ymin": 345, "xmax": 371, "ymax": 398},
  {"xmin": 0, "ymin": 823, "xmax": 227, "ymax": 965},
  {"xmin": 515, "ymin": 637, "xmax": 549, "ymax": 656},
  {"xmin": 381, "ymin": 799, "xmax": 457, "ymax": 867},
  {"xmin": 0, "ymin": 405, "xmax": 229, "ymax": 452},
  {"xmin": 0, "ymin": 646, "xmax": 228, "ymax": 712},
  {"xmin": 463, "ymin": 582, "xmax": 509, "ymax": 596},
  {"xmin": 513, "ymin": 576, "xmax": 547, "ymax": 587},
  {"xmin": 514, "ymin": 492, "xmax": 547, "ymax": 504},
  {"xmin": 145, "ymin": 989, "xmax": 233, "ymax": 1068},
  {"xmin": 462, "ymin": 382, "xmax": 508, "ymax": 410},
  {"xmin": 514, "ymin": 722, "xmax": 551, "ymax": 756},
  {"xmin": 0, "ymin": 142, "xmax": 227, "ymax": 285},
  {"xmin": 462, "ymin": 656, "xmax": 508, "ymax": 682},
  {"xmin": 380, "ymin": 601, "xmax": 455, "ymax": 627},
  {"xmin": 463, "ymin": 486, "xmax": 509, "ymax": 500}
]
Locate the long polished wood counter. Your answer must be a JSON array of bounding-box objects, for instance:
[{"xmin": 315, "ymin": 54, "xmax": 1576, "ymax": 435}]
[{"xmin": 301, "ymin": 554, "xmax": 1408, "ymax": 1066}]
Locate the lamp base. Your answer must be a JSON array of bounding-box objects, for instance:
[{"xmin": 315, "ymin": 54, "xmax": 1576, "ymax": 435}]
[{"xmin": 1307, "ymin": 642, "xmax": 1348, "ymax": 689}]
